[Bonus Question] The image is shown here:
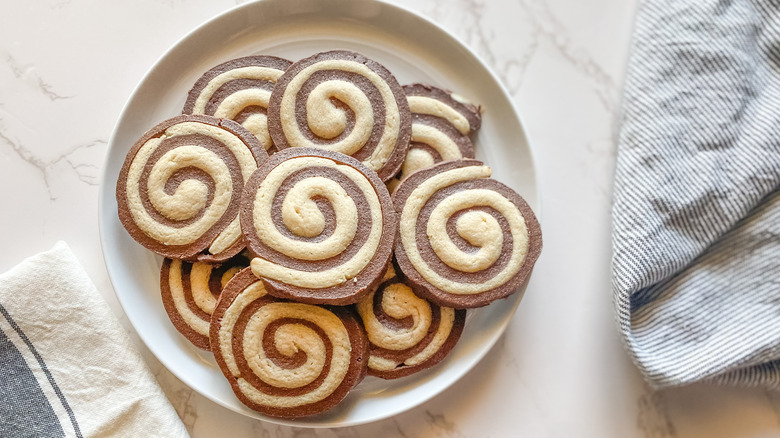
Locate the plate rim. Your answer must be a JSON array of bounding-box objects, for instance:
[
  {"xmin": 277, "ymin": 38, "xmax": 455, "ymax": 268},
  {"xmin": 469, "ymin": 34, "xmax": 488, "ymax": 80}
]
[{"xmin": 98, "ymin": 0, "xmax": 540, "ymax": 428}]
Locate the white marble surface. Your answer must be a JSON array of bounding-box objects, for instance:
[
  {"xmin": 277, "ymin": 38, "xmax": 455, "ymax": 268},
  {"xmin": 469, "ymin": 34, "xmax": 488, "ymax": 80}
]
[{"xmin": 1, "ymin": 0, "xmax": 779, "ymax": 437}]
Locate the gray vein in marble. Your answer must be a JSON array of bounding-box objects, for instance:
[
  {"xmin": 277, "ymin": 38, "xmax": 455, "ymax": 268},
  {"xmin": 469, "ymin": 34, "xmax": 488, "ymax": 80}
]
[
  {"xmin": 4, "ymin": 55, "xmax": 74, "ymax": 101},
  {"xmin": 518, "ymin": 0, "xmax": 616, "ymax": 111},
  {"xmin": 0, "ymin": 124, "xmax": 105, "ymax": 200},
  {"xmin": 636, "ymin": 387, "xmax": 677, "ymax": 438},
  {"xmin": 425, "ymin": 411, "xmax": 467, "ymax": 438},
  {"xmin": 423, "ymin": 0, "xmax": 535, "ymax": 96},
  {"xmin": 392, "ymin": 418, "xmax": 412, "ymax": 438}
]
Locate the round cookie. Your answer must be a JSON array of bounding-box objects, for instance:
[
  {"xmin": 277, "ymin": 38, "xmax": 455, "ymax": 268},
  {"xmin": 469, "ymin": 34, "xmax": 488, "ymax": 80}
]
[
  {"xmin": 392, "ymin": 159, "xmax": 542, "ymax": 308},
  {"xmin": 356, "ymin": 263, "xmax": 466, "ymax": 379},
  {"xmin": 266, "ymin": 50, "xmax": 411, "ymax": 182},
  {"xmin": 116, "ymin": 114, "xmax": 267, "ymax": 262},
  {"xmin": 403, "ymin": 83, "xmax": 482, "ymax": 136},
  {"xmin": 240, "ymin": 147, "xmax": 396, "ymax": 305},
  {"xmin": 210, "ymin": 268, "xmax": 368, "ymax": 418},
  {"xmin": 160, "ymin": 255, "xmax": 249, "ymax": 349},
  {"xmin": 183, "ymin": 56, "xmax": 292, "ymax": 154}
]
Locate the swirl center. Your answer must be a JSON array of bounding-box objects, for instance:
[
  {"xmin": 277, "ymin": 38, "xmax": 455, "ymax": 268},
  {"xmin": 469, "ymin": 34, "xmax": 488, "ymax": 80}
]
[{"xmin": 147, "ymin": 145, "xmax": 231, "ymax": 222}]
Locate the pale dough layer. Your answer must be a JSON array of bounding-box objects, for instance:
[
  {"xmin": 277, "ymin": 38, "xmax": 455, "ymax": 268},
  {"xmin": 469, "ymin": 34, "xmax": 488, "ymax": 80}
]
[{"xmin": 408, "ymin": 95, "xmax": 470, "ymax": 135}]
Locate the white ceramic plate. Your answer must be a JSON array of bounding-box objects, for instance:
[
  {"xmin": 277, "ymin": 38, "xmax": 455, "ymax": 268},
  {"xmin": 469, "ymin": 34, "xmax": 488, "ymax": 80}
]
[{"xmin": 99, "ymin": 0, "xmax": 538, "ymax": 428}]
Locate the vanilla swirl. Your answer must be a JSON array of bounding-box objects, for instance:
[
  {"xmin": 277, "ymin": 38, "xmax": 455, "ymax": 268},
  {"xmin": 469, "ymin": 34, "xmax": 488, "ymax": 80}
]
[
  {"xmin": 160, "ymin": 256, "xmax": 247, "ymax": 349},
  {"xmin": 184, "ymin": 56, "xmax": 292, "ymax": 153},
  {"xmin": 356, "ymin": 265, "xmax": 465, "ymax": 378},
  {"xmin": 241, "ymin": 148, "xmax": 396, "ymax": 305},
  {"xmin": 117, "ymin": 115, "xmax": 266, "ymax": 261},
  {"xmin": 211, "ymin": 269, "xmax": 366, "ymax": 417},
  {"xmin": 394, "ymin": 160, "xmax": 542, "ymax": 308},
  {"xmin": 267, "ymin": 51, "xmax": 411, "ymax": 181},
  {"xmin": 403, "ymin": 83, "xmax": 481, "ymax": 136}
]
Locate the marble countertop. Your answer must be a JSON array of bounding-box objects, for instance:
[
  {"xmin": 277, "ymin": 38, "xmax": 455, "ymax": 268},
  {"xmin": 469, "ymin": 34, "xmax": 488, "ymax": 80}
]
[{"xmin": 1, "ymin": 0, "xmax": 779, "ymax": 436}]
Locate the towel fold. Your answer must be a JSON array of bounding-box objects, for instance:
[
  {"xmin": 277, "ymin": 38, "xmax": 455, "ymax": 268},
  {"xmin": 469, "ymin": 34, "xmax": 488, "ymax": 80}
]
[
  {"xmin": 613, "ymin": 0, "xmax": 780, "ymax": 388},
  {"xmin": 0, "ymin": 242, "xmax": 189, "ymax": 438}
]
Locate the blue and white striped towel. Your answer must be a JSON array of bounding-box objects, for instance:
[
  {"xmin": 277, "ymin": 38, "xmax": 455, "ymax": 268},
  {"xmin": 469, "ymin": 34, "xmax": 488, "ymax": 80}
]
[
  {"xmin": 0, "ymin": 242, "xmax": 189, "ymax": 437},
  {"xmin": 613, "ymin": 0, "xmax": 780, "ymax": 388}
]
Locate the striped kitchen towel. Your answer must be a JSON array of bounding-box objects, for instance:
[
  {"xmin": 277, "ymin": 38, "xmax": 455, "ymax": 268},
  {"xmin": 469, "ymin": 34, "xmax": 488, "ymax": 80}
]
[
  {"xmin": 0, "ymin": 242, "xmax": 189, "ymax": 438},
  {"xmin": 613, "ymin": 0, "xmax": 780, "ymax": 388}
]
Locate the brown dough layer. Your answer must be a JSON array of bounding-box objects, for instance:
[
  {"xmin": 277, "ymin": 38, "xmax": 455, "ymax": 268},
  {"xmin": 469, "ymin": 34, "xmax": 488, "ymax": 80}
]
[
  {"xmin": 160, "ymin": 255, "xmax": 249, "ymax": 350},
  {"xmin": 359, "ymin": 262, "xmax": 466, "ymax": 379},
  {"xmin": 403, "ymin": 83, "xmax": 482, "ymax": 134},
  {"xmin": 210, "ymin": 268, "xmax": 368, "ymax": 418},
  {"xmin": 240, "ymin": 147, "xmax": 396, "ymax": 305},
  {"xmin": 392, "ymin": 159, "xmax": 542, "ymax": 308},
  {"xmin": 183, "ymin": 56, "xmax": 292, "ymax": 155},
  {"xmin": 116, "ymin": 114, "xmax": 267, "ymax": 262},
  {"xmin": 266, "ymin": 50, "xmax": 411, "ymax": 182}
]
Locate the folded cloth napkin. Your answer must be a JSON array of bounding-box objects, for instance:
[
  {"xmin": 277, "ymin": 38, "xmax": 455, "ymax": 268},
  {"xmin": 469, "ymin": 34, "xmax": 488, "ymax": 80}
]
[
  {"xmin": 613, "ymin": 0, "xmax": 780, "ymax": 388},
  {"xmin": 0, "ymin": 242, "xmax": 189, "ymax": 438}
]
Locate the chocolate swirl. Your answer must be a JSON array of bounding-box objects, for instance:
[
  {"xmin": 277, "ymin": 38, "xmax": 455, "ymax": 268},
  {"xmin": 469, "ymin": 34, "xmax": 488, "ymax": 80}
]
[
  {"xmin": 240, "ymin": 148, "xmax": 396, "ymax": 305},
  {"xmin": 160, "ymin": 255, "xmax": 249, "ymax": 349},
  {"xmin": 393, "ymin": 159, "xmax": 542, "ymax": 308},
  {"xmin": 356, "ymin": 264, "xmax": 466, "ymax": 379},
  {"xmin": 183, "ymin": 56, "xmax": 292, "ymax": 154},
  {"xmin": 210, "ymin": 268, "xmax": 368, "ymax": 418},
  {"xmin": 117, "ymin": 115, "xmax": 267, "ymax": 262},
  {"xmin": 267, "ymin": 50, "xmax": 411, "ymax": 181}
]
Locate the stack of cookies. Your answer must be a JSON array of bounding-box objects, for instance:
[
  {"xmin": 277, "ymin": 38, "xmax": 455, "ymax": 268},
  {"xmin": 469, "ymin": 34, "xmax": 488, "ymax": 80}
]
[{"xmin": 115, "ymin": 50, "xmax": 542, "ymax": 419}]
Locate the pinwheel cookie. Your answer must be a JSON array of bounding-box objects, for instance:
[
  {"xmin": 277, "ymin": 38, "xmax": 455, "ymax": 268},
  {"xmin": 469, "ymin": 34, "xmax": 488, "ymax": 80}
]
[
  {"xmin": 393, "ymin": 159, "xmax": 542, "ymax": 308},
  {"xmin": 356, "ymin": 264, "xmax": 466, "ymax": 379},
  {"xmin": 210, "ymin": 268, "xmax": 368, "ymax": 418},
  {"xmin": 183, "ymin": 56, "xmax": 292, "ymax": 154},
  {"xmin": 160, "ymin": 255, "xmax": 249, "ymax": 349},
  {"xmin": 267, "ymin": 50, "xmax": 411, "ymax": 181},
  {"xmin": 386, "ymin": 84, "xmax": 480, "ymax": 193},
  {"xmin": 240, "ymin": 148, "xmax": 396, "ymax": 305},
  {"xmin": 116, "ymin": 114, "xmax": 267, "ymax": 262}
]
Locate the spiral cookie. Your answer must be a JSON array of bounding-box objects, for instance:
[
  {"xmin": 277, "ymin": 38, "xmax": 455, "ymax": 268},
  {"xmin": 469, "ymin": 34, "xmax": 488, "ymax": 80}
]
[
  {"xmin": 211, "ymin": 268, "xmax": 368, "ymax": 418},
  {"xmin": 393, "ymin": 159, "xmax": 542, "ymax": 308},
  {"xmin": 183, "ymin": 56, "xmax": 292, "ymax": 154},
  {"xmin": 160, "ymin": 255, "xmax": 249, "ymax": 349},
  {"xmin": 267, "ymin": 50, "xmax": 411, "ymax": 181},
  {"xmin": 240, "ymin": 148, "xmax": 396, "ymax": 305},
  {"xmin": 117, "ymin": 115, "xmax": 267, "ymax": 262},
  {"xmin": 403, "ymin": 83, "xmax": 482, "ymax": 136},
  {"xmin": 356, "ymin": 264, "xmax": 466, "ymax": 379}
]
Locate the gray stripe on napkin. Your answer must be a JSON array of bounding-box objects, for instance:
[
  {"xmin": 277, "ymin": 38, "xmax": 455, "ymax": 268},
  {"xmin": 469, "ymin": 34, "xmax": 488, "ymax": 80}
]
[
  {"xmin": 0, "ymin": 327, "xmax": 65, "ymax": 438},
  {"xmin": 613, "ymin": 0, "xmax": 780, "ymax": 387},
  {"xmin": 0, "ymin": 304, "xmax": 82, "ymax": 438}
]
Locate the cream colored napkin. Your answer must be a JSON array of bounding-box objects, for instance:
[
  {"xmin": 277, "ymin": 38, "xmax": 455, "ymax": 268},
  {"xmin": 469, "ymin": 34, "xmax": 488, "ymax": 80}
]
[{"xmin": 0, "ymin": 242, "xmax": 189, "ymax": 438}]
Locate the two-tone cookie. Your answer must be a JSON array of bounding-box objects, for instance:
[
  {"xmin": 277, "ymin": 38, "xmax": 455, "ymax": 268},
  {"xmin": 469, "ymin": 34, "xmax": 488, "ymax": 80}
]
[
  {"xmin": 392, "ymin": 159, "xmax": 542, "ymax": 308},
  {"xmin": 183, "ymin": 56, "xmax": 292, "ymax": 154},
  {"xmin": 403, "ymin": 83, "xmax": 481, "ymax": 136},
  {"xmin": 267, "ymin": 50, "xmax": 411, "ymax": 181},
  {"xmin": 240, "ymin": 148, "xmax": 396, "ymax": 305},
  {"xmin": 356, "ymin": 264, "xmax": 466, "ymax": 379},
  {"xmin": 116, "ymin": 114, "xmax": 268, "ymax": 262},
  {"xmin": 386, "ymin": 84, "xmax": 481, "ymax": 192},
  {"xmin": 210, "ymin": 268, "xmax": 368, "ymax": 418},
  {"xmin": 160, "ymin": 255, "xmax": 249, "ymax": 349}
]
